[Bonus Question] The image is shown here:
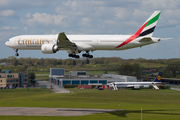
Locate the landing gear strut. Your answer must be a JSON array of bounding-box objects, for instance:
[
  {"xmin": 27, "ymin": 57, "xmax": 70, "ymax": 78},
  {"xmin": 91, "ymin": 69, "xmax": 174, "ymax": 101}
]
[
  {"xmin": 82, "ymin": 51, "xmax": 93, "ymax": 58},
  {"xmin": 15, "ymin": 49, "xmax": 19, "ymax": 56}
]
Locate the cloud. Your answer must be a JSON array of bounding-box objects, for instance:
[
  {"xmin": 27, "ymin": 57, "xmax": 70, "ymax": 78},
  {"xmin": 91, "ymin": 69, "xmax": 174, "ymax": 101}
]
[
  {"xmin": 1, "ymin": 26, "xmax": 19, "ymax": 30},
  {"xmin": 0, "ymin": 10, "xmax": 15, "ymax": 17},
  {"xmin": 22, "ymin": 12, "xmax": 67, "ymax": 27},
  {"xmin": 81, "ymin": 17, "xmax": 91, "ymax": 26},
  {"xmin": 142, "ymin": 0, "xmax": 180, "ymax": 10}
]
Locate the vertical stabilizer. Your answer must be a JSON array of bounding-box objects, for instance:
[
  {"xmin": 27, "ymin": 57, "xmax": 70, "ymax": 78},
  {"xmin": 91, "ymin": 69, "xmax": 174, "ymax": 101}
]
[
  {"xmin": 153, "ymin": 72, "xmax": 162, "ymax": 82},
  {"xmin": 115, "ymin": 11, "xmax": 161, "ymax": 49},
  {"xmin": 138, "ymin": 11, "xmax": 161, "ymax": 37}
]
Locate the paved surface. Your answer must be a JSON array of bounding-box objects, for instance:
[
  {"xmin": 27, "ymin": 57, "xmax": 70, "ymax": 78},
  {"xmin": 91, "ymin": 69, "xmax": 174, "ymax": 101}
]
[
  {"xmin": 38, "ymin": 81, "xmax": 72, "ymax": 93},
  {"xmin": 0, "ymin": 107, "xmax": 121, "ymax": 116},
  {"xmin": 170, "ymin": 87, "xmax": 180, "ymax": 92}
]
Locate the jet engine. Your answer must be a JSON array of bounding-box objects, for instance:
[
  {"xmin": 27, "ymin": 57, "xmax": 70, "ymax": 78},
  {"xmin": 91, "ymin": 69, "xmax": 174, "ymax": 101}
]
[{"xmin": 41, "ymin": 44, "xmax": 58, "ymax": 54}]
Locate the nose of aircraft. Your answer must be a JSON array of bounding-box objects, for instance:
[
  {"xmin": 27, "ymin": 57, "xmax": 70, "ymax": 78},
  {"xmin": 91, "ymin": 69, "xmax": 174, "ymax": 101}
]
[
  {"xmin": 5, "ymin": 41, "xmax": 9, "ymax": 46},
  {"xmin": 5, "ymin": 41, "xmax": 12, "ymax": 47}
]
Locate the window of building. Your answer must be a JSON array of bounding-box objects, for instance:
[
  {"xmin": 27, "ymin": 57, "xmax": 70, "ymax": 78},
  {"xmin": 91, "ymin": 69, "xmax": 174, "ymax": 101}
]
[
  {"xmin": 7, "ymin": 80, "xmax": 9, "ymax": 82},
  {"xmin": 7, "ymin": 75, "xmax": 12, "ymax": 78},
  {"xmin": 13, "ymin": 80, "xmax": 15, "ymax": 82},
  {"xmin": 16, "ymin": 80, "xmax": 18, "ymax": 82},
  {"xmin": 0, "ymin": 80, "xmax": 2, "ymax": 82},
  {"xmin": 0, "ymin": 75, "xmax": 1, "ymax": 78},
  {"xmin": 10, "ymin": 80, "xmax": 12, "ymax": 82},
  {"xmin": 24, "ymin": 79, "xmax": 27, "ymax": 81}
]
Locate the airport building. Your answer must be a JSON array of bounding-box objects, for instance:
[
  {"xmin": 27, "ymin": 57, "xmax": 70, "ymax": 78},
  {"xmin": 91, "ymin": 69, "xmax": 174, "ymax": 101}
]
[
  {"xmin": 69, "ymin": 71, "xmax": 87, "ymax": 75},
  {"xmin": 50, "ymin": 76, "xmax": 107, "ymax": 87},
  {"xmin": 49, "ymin": 68, "xmax": 138, "ymax": 87},
  {"xmin": 0, "ymin": 70, "xmax": 29, "ymax": 88},
  {"xmin": 103, "ymin": 74, "xmax": 137, "ymax": 82},
  {"xmin": 49, "ymin": 68, "xmax": 108, "ymax": 87}
]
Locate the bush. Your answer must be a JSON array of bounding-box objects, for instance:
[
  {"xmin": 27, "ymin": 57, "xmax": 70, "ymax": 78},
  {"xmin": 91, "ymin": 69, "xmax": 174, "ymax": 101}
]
[
  {"xmin": 158, "ymin": 85, "xmax": 169, "ymax": 89},
  {"xmin": 64, "ymin": 84, "xmax": 78, "ymax": 88}
]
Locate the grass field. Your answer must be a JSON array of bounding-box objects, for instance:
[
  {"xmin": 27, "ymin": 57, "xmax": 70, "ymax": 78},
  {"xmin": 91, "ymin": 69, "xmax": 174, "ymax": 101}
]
[{"xmin": 0, "ymin": 88, "xmax": 180, "ymax": 120}]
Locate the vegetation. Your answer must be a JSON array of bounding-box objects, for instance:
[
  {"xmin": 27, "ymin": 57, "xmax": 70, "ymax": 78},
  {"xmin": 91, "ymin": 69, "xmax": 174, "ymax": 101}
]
[
  {"xmin": 1, "ymin": 56, "xmax": 180, "ymax": 78},
  {"xmin": 0, "ymin": 88, "xmax": 180, "ymax": 120},
  {"xmin": 64, "ymin": 84, "xmax": 78, "ymax": 88}
]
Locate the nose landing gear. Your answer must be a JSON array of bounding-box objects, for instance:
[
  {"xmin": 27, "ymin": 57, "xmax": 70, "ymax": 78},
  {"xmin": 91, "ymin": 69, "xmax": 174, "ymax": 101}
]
[{"xmin": 15, "ymin": 49, "xmax": 19, "ymax": 56}]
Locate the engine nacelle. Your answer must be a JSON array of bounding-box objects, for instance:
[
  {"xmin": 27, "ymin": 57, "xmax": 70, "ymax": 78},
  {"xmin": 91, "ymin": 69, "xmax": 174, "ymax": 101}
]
[{"xmin": 41, "ymin": 44, "xmax": 58, "ymax": 54}]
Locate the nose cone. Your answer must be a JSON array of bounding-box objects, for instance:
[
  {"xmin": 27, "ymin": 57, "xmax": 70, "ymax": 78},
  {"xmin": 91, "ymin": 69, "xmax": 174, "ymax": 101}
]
[
  {"xmin": 5, "ymin": 41, "xmax": 10, "ymax": 47},
  {"xmin": 5, "ymin": 41, "xmax": 13, "ymax": 48}
]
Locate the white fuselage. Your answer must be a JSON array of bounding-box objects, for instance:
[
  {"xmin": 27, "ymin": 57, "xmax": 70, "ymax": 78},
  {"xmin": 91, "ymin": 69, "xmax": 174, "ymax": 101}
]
[
  {"xmin": 110, "ymin": 82, "xmax": 161, "ymax": 88},
  {"xmin": 5, "ymin": 34, "xmax": 159, "ymax": 51}
]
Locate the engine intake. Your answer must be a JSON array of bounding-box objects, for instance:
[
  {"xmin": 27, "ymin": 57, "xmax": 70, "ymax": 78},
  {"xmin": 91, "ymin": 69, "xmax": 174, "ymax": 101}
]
[{"xmin": 41, "ymin": 44, "xmax": 58, "ymax": 54}]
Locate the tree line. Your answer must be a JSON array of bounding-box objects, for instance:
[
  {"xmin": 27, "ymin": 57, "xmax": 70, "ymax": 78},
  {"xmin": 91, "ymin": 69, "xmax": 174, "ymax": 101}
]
[{"xmin": 1, "ymin": 56, "xmax": 180, "ymax": 78}]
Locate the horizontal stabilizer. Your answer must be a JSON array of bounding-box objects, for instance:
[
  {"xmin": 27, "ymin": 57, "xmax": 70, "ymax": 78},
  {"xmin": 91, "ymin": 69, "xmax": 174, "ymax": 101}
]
[
  {"xmin": 138, "ymin": 37, "xmax": 152, "ymax": 42},
  {"xmin": 161, "ymin": 38, "xmax": 173, "ymax": 41}
]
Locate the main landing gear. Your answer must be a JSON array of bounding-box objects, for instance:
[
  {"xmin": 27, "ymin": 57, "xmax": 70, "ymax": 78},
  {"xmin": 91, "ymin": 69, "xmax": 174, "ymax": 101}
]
[
  {"xmin": 15, "ymin": 49, "xmax": 19, "ymax": 56},
  {"xmin": 68, "ymin": 51, "xmax": 93, "ymax": 59},
  {"xmin": 68, "ymin": 53, "xmax": 80, "ymax": 59},
  {"xmin": 82, "ymin": 51, "xmax": 93, "ymax": 58}
]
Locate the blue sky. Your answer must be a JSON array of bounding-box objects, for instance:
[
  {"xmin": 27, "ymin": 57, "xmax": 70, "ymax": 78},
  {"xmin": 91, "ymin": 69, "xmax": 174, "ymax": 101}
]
[{"xmin": 0, "ymin": 0, "xmax": 180, "ymax": 59}]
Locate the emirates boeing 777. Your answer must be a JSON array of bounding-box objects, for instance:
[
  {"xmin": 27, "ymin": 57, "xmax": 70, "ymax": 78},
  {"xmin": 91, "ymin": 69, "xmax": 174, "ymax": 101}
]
[{"xmin": 5, "ymin": 11, "xmax": 161, "ymax": 58}]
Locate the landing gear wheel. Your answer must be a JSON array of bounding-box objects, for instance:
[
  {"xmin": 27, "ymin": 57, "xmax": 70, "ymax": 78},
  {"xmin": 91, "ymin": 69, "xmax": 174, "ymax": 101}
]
[
  {"xmin": 89, "ymin": 55, "xmax": 93, "ymax": 58},
  {"xmin": 75, "ymin": 55, "xmax": 80, "ymax": 59},
  {"xmin": 68, "ymin": 54, "xmax": 73, "ymax": 57},
  {"xmin": 82, "ymin": 51, "xmax": 93, "ymax": 58},
  {"xmin": 15, "ymin": 53, "xmax": 19, "ymax": 56},
  {"xmin": 68, "ymin": 53, "xmax": 80, "ymax": 59},
  {"xmin": 82, "ymin": 54, "xmax": 86, "ymax": 57},
  {"xmin": 72, "ymin": 54, "xmax": 76, "ymax": 57}
]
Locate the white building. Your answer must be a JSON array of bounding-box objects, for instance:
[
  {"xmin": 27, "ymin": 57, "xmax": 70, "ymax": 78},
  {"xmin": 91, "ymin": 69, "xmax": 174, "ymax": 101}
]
[{"xmin": 103, "ymin": 74, "xmax": 137, "ymax": 83}]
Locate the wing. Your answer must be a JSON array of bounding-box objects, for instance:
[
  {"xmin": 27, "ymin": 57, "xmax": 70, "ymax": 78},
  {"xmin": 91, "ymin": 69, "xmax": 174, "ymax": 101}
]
[{"xmin": 57, "ymin": 32, "xmax": 77, "ymax": 53}]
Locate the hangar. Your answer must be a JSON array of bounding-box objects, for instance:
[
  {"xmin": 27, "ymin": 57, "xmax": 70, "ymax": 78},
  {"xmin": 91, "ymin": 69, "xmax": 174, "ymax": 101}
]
[
  {"xmin": 49, "ymin": 68, "xmax": 107, "ymax": 87},
  {"xmin": 49, "ymin": 68, "xmax": 139, "ymax": 87},
  {"xmin": 50, "ymin": 78, "xmax": 107, "ymax": 87}
]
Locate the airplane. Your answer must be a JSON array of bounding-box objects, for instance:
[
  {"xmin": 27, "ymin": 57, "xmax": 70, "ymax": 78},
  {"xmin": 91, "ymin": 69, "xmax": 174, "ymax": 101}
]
[
  {"xmin": 5, "ymin": 11, "xmax": 161, "ymax": 58},
  {"xmin": 109, "ymin": 72, "xmax": 162, "ymax": 90}
]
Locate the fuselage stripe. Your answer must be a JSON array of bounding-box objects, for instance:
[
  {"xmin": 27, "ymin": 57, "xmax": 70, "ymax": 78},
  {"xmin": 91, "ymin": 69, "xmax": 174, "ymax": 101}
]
[
  {"xmin": 139, "ymin": 26, "xmax": 156, "ymax": 37},
  {"xmin": 115, "ymin": 21, "xmax": 148, "ymax": 48}
]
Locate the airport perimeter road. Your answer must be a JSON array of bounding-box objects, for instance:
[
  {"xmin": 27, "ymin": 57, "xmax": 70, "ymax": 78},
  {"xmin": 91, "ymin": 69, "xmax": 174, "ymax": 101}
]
[
  {"xmin": 38, "ymin": 81, "xmax": 72, "ymax": 93},
  {"xmin": 0, "ymin": 107, "xmax": 122, "ymax": 116},
  {"xmin": 170, "ymin": 87, "xmax": 180, "ymax": 92}
]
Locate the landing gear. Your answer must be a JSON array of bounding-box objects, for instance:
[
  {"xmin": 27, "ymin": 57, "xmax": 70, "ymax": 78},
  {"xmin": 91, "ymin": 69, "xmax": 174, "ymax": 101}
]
[
  {"xmin": 15, "ymin": 49, "xmax": 19, "ymax": 56},
  {"xmin": 82, "ymin": 51, "xmax": 93, "ymax": 58},
  {"xmin": 68, "ymin": 51, "xmax": 93, "ymax": 59},
  {"xmin": 68, "ymin": 53, "xmax": 80, "ymax": 59}
]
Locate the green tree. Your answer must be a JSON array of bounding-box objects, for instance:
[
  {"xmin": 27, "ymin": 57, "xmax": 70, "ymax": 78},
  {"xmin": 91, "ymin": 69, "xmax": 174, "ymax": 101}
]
[
  {"xmin": 85, "ymin": 59, "xmax": 90, "ymax": 64},
  {"xmin": 73, "ymin": 60, "xmax": 76, "ymax": 66},
  {"xmin": 133, "ymin": 63, "xmax": 141, "ymax": 79},
  {"xmin": 119, "ymin": 63, "xmax": 134, "ymax": 76},
  {"xmin": 29, "ymin": 73, "xmax": 36, "ymax": 80}
]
